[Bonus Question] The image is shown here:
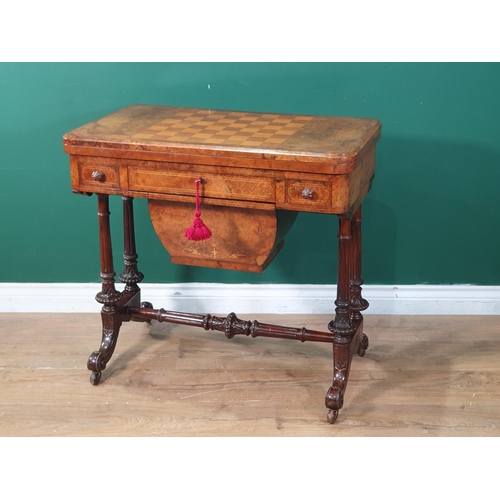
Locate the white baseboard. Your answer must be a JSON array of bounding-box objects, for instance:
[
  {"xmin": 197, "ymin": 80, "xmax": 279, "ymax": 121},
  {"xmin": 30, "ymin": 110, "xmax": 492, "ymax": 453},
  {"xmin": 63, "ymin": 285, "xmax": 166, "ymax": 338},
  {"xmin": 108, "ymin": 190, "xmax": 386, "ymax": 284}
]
[{"xmin": 1, "ymin": 283, "xmax": 499, "ymax": 315}]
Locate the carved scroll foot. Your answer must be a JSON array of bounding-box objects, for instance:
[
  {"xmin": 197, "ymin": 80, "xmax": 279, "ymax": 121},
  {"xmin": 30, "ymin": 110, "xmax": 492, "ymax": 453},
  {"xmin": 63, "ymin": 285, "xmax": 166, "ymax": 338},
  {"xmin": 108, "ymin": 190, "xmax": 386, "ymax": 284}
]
[
  {"xmin": 325, "ymin": 322, "xmax": 365, "ymax": 423},
  {"xmin": 325, "ymin": 386, "xmax": 344, "ymax": 424},
  {"xmin": 88, "ymin": 351, "xmax": 105, "ymax": 385},
  {"xmin": 325, "ymin": 330, "xmax": 366, "ymax": 422},
  {"xmin": 87, "ymin": 334, "xmax": 116, "ymax": 385},
  {"xmin": 357, "ymin": 333, "xmax": 369, "ymax": 357},
  {"xmin": 325, "ymin": 386, "xmax": 344, "ymax": 410},
  {"xmin": 87, "ymin": 311, "xmax": 122, "ymax": 385}
]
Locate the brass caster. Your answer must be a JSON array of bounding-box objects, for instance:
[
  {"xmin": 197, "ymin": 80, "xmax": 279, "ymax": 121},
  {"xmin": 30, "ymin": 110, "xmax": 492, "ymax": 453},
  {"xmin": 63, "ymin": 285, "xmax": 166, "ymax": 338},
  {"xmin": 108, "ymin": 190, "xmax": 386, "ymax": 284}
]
[
  {"xmin": 327, "ymin": 409, "xmax": 339, "ymax": 424},
  {"xmin": 90, "ymin": 371, "xmax": 102, "ymax": 385}
]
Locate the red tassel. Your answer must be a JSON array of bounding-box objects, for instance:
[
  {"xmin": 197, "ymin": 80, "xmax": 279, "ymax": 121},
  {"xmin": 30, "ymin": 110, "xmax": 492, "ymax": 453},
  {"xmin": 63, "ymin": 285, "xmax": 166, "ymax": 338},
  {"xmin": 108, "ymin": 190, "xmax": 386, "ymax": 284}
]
[{"xmin": 184, "ymin": 178, "xmax": 212, "ymax": 241}]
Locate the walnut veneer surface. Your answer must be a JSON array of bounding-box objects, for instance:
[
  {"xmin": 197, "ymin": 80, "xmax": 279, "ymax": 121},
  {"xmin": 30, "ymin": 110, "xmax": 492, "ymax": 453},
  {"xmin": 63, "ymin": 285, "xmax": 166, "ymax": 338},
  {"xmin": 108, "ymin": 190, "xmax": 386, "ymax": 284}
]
[{"xmin": 64, "ymin": 105, "xmax": 381, "ymax": 214}]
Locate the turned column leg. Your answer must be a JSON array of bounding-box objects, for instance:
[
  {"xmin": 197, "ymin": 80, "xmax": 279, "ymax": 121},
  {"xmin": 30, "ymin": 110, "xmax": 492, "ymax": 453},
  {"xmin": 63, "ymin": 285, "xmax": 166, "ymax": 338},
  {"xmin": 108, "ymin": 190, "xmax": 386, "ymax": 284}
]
[
  {"xmin": 119, "ymin": 196, "xmax": 145, "ymax": 294},
  {"xmin": 119, "ymin": 196, "xmax": 152, "ymax": 318},
  {"xmin": 350, "ymin": 206, "xmax": 369, "ymax": 356},
  {"xmin": 87, "ymin": 194, "xmax": 123, "ymax": 385},
  {"xmin": 328, "ymin": 217, "xmax": 354, "ymax": 336},
  {"xmin": 325, "ymin": 216, "xmax": 354, "ymax": 423}
]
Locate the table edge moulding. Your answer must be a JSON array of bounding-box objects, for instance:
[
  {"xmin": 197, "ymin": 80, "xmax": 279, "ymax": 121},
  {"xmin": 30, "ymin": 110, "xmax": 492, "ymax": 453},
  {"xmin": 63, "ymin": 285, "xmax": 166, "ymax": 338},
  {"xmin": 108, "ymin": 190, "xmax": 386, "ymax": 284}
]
[{"xmin": 62, "ymin": 104, "xmax": 382, "ymax": 424}]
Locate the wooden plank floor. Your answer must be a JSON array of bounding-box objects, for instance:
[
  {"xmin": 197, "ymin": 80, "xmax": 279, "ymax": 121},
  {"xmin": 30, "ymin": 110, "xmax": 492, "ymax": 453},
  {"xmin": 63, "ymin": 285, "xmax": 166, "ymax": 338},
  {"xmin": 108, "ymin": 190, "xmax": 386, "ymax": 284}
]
[{"xmin": 0, "ymin": 313, "xmax": 499, "ymax": 436}]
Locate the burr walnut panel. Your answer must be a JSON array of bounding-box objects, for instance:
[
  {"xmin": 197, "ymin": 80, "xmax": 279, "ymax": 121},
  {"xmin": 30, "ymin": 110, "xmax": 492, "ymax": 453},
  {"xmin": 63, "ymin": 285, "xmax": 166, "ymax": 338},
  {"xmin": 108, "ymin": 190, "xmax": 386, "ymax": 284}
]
[
  {"xmin": 148, "ymin": 200, "xmax": 296, "ymax": 273},
  {"xmin": 128, "ymin": 164, "xmax": 275, "ymax": 204}
]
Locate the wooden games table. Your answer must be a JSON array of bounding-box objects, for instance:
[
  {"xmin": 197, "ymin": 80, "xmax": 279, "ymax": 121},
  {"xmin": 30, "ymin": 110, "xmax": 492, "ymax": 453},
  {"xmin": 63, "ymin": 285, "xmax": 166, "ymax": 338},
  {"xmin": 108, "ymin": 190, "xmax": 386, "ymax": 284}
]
[{"xmin": 63, "ymin": 105, "xmax": 382, "ymax": 423}]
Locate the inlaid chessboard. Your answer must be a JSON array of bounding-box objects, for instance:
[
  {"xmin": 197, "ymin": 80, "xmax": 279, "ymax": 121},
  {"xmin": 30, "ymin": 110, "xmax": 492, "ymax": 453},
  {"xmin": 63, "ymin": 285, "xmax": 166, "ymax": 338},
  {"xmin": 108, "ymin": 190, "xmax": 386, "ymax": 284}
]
[
  {"xmin": 131, "ymin": 108, "xmax": 314, "ymax": 148},
  {"xmin": 64, "ymin": 105, "xmax": 382, "ymax": 170}
]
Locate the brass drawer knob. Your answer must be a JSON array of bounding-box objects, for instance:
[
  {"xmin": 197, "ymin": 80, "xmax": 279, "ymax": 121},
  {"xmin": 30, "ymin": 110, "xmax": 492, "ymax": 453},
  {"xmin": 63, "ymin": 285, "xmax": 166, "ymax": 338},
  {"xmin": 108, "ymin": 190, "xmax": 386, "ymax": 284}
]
[
  {"xmin": 301, "ymin": 187, "xmax": 314, "ymax": 199},
  {"xmin": 92, "ymin": 170, "xmax": 106, "ymax": 182}
]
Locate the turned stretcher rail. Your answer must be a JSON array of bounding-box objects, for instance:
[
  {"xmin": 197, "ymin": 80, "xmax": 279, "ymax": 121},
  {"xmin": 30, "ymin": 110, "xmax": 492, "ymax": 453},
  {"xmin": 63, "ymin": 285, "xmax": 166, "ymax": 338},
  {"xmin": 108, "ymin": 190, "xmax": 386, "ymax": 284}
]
[{"xmin": 126, "ymin": 307, "xmax": 335, "ymax": 343}]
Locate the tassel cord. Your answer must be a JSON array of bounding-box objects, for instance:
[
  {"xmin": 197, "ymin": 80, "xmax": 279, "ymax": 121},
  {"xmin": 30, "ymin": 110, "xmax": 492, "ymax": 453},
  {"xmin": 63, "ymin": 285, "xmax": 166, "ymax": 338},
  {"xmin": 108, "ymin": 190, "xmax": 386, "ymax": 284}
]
[{"xmin": 184, "ymin": 177, "xmax": 212, "ymax": 241}]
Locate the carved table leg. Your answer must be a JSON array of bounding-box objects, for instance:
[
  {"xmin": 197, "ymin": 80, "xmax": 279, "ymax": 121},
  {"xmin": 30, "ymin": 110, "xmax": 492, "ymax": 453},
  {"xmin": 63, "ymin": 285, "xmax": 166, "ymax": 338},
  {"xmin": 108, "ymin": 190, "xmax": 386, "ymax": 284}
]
[
  {"xmin": 325, "ymin": 207, "xmax": 370, "ymax": 423},
  {"xmin": 326, "ymin": 216, "xmax": 354, "ymax": 422},
  {"xmin": 325, "ymin": 213, "xmax": 368, "ymax": 424},
  {"xmin": 88, "ymin": 194, "xmax": 122, "ymax": 385},
  {"xmin": 118, "ymin": 196, "xmax": 152, "ymax": 318},
  {"xmin": 350, "ymin": 206, "xmax": 369, "ymax": 357},
  {"xmin": 119, "ymin": 196, "xmax": 144, "ymax": 294}
]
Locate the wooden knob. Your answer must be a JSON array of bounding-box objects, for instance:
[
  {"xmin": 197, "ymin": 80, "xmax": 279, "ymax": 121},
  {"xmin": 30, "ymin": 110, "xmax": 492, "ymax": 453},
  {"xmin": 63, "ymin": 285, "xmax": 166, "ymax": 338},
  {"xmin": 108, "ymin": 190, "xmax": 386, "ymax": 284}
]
[
  {"xmin": 301, "ymin": 187, "xmax": 314, "ymax": 199},
  {"xmin": 92, "ymin": 170, "xmax": 105, "ymax": 182}
]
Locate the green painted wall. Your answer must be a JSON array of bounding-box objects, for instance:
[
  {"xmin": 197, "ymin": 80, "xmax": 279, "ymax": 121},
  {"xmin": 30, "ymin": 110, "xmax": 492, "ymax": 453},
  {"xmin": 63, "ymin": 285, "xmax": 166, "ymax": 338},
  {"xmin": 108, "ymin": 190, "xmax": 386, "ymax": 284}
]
[{"xmin": 1, "ymin": 62, "xmax": 499, "ymax": 285}]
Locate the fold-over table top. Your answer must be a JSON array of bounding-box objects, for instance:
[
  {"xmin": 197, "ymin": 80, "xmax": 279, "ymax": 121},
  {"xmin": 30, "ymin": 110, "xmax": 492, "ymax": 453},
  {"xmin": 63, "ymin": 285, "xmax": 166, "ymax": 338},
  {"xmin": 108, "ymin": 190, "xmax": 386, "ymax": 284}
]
[{"xmin": 63, "ymin": 105, "xmax": 381, "ymax": 174}]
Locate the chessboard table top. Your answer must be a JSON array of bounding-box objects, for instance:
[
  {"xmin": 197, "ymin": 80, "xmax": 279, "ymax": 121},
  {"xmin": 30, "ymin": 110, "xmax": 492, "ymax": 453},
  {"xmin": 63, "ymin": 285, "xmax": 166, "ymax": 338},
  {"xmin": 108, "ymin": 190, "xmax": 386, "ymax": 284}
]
[{"xmin": 63, "ymin": 105, "xmax": 381, "ymax": 174}]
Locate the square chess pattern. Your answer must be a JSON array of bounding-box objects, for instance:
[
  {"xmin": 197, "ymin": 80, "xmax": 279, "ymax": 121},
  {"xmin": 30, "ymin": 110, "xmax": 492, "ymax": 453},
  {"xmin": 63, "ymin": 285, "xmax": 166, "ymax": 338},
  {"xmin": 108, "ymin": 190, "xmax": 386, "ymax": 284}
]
[{"xmin": 131, "ymin": 109, "xmax": 313, "ymax": 148}]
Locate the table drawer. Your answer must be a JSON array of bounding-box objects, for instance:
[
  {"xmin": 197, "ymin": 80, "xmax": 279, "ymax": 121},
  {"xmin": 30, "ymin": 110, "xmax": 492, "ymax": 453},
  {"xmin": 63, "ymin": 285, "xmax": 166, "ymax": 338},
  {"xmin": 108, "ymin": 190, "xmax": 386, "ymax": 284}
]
[
  {"xmin": 282, "ymin": 179, "xmax": 332, "ymax": 209},
  {"xmin": 128, "ymin": 166, "xmax": 275, "ymax": 203},
  {"xmin": 78, "ymin": 161, "xmax": 120, "ymax": 189}
]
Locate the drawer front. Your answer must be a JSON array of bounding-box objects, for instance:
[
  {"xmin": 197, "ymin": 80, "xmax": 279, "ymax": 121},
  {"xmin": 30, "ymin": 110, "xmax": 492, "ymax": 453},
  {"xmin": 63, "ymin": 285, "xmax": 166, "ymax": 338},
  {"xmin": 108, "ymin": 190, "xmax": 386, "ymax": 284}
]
[
  {"xmin": 283, "ymin": 179, "xmax": 332, "ymax": 209},
  {"xmin": 78, "ymin": 162, "xmax": 120, "ymax": 190},
  {"xmin": 128, "ymin": 166, "xmax": 275, "ymax": 203}
]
